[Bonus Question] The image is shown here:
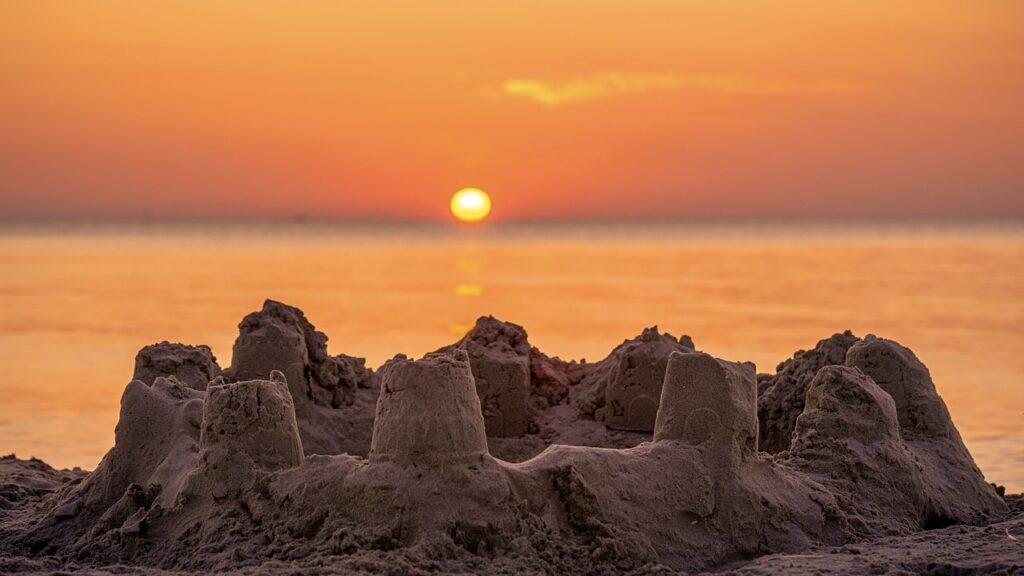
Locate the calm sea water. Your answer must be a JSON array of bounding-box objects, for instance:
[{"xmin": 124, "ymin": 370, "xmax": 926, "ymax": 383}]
[{"xmin": 1, "ymin": 221, "xmax": 1022, "ymax": 491}]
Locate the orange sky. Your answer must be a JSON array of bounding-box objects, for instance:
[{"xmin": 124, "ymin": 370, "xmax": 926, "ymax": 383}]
[{"xmin": 1, "ymin": 1, "xmax": 1022, "ymax": 221}]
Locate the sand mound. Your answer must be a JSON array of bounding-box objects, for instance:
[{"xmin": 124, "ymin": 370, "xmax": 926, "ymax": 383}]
[
  {"xmin": 0, "ymin": 302, "xmax": 1010, "ymax": 574},
  {"xmin": 845, "ymin": 336, "xmax": 1005, "ymax": 525},
  {"xmin": 11, "ymin": 376, "xmax": 203, "ymax": 555},
  {"xmin": 782, "ymin": 365, "xmax": 931, "ymax": 535},
  {"xmin": 763, "ymin": 333, "xmax": 1006, "ymax": 530},
  {"xmin": 0, "ymin": 456, "xmax": 84, "ymax": 518}
]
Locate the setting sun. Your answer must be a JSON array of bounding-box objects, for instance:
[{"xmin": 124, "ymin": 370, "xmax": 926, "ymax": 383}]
[{"xmin": 450, "ymin": 188, "xmax": 492, "ymax": 223}]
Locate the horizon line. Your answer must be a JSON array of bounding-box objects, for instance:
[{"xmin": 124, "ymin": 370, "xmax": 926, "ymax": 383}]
[{"xmin": 2, "ymin": 214, "xmax": 1024, "ymax": 226}]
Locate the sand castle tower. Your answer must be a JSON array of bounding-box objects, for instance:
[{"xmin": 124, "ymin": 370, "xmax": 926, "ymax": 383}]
[
  {"xmin": 369, "ymin": 349, "xmax": 489, "ymax": 466},
  {"xmin": 603, "ymin": 327, "xmax": 696, "ymax": 432},
  {"xmin": 456, "ymin": 317, "xmax": 533, "ymax": 437},
  {"xmin": 133, "ymin": 342, "xmax": 222, "ymax": 391},
  {"xmin": 229, "ymin": 313, "xmax": 310, "ymax": 402},
  {"xmin": 654, "ymin": 351, "xmax": 757, "ymax": 466},
  {"xmin": 196, "ymin": 371, "xmax": 304, "ymax": 499}
]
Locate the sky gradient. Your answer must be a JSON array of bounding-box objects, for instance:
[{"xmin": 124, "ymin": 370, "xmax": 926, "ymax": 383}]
[{"xmin": 2, "ymin": 1, "xmax": 1022, "ymax": 221}]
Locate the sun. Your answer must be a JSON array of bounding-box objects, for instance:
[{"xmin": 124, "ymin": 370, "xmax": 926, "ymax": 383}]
[{"xmin": 450, "ymin": 188, "xmax": 492, "ymax": 223}]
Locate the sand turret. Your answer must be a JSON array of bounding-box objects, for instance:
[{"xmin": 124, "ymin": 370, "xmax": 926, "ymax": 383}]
[
  {"xmin": 369, "ymin": 350, "xmax": 489, "ymax": 466},
  {"xmin": 228, "ymin": 305, "xmax": 310, "ymax": 402},
  {"xmin": 195, "ymin": 371, "xmax": 304, "ymax": 499},
  {"xmin": 133, "ymin": 342, "xmax": 221, "ymax": 391},
  {"xmin": 449, "ymin": 316, "xmax": 586, "ymax": 440},
  {"xmin": 454, "ymin": 316, "xmax": 533, "ymax": 437},
  {"xmin": 654, "ymin": 351, "xmax": 757, "ymax": 465}
]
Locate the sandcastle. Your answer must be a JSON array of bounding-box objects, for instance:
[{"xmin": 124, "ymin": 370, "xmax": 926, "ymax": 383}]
[{"xmin": 0, "ymin": 301, "xmax": 1010, "ymax": 574}]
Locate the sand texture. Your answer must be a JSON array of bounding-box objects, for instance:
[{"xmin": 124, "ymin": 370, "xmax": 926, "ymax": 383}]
[{"xmin": 1, "ymin": 300, "xmax": 1019, "ymax": 575}]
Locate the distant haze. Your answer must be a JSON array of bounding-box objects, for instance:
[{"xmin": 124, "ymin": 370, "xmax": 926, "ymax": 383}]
[{"xmin": 2, "ymin": 1, "xmax": 1022, "ymax": 221}]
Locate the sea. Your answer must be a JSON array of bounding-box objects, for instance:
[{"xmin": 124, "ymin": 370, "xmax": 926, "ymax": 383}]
[{"xmin": 1, "ymin": 219, "xmax": 1022, "ymax": 491}]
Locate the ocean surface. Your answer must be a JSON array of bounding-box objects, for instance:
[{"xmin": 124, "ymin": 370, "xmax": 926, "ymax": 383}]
[{"xmin": 1, "ymin": 220, "xmax": 1022, "ymax": 491}]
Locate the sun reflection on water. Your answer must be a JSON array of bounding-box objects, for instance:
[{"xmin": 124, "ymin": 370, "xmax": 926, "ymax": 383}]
[{"xmin": 454, "ymin": 284, "xmax": 484, "ymax": 297}]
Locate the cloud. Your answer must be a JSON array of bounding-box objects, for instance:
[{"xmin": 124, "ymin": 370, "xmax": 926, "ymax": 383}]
[
  {"xmin": 500, "ymin": 73, "xmax": 684, "ymax": 106},
  {"xmin": 489, "ymin": 72, "xmax": 864, "ymax": 106}
]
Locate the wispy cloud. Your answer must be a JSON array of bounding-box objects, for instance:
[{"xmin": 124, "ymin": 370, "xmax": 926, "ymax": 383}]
[
  {"xmin": 500, "ymin": 73, "xmax": 683, "ymax": 106},
  {"xmin": 488, "ymin": 72, "xmax": 864, "ymax": 106}
]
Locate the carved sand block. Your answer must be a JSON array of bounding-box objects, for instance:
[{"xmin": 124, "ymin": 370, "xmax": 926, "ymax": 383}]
[
  {"xmin": 197, "ymin": 371, "xmax": 304, "ymax": 498},
  {"xmin": 369, "ymin": 349, "xmax": 489, "ymax": 466},
  {"xmin": 654, "ymin": 351, "xmax": 758, "ymax": 466}
]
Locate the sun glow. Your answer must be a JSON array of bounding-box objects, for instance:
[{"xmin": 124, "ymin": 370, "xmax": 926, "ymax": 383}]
[{"xmin": 450, "ymin": 188, "xmax": 492, "ymax": 223}]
